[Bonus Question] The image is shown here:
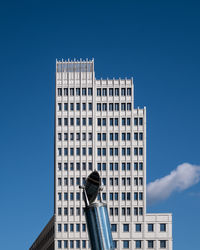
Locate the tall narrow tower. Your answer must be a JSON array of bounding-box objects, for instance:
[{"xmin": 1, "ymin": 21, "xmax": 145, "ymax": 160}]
[{"xmin": 30, "ymin": 59, "xmax": 172, "ymax": 250}]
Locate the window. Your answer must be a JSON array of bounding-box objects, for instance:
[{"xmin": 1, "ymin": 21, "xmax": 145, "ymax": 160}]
[
  {"xmin": 127, "ymin": 118, "xmax": 131, "ymax": 125},
  {"xmin": 111, "ymin": 224, "xmax": 117, "ymax": 232},
  {"xmin": 123, "ymin": 224, "xmax": 129, "ymax": 232},
  {"xmin": 82, "ymin": 88, "xmax": 86, "ymax": 96},
  {"xmin": 102, "ymin": 88, "xmax": 107, "ymax": 96},
  {"xmin": 70, "ymin": 103, "xmax": 74, "ymax": 111},
  {"xmin": 114, "ymin": 103, "xmax": 119, "ymax": 111},
  {"xmin": 97, "ymin": 118, "xmax": 101, "ymax": 126},
  {"xmin": 70, "ymin": 88, "xmax": 74, "ymax": 96},
  {"xmin": 58, "ymin": 133, "xmax": 62, "ymax": 141},
  {"xmin": 58, "ymin": 103, "xmax": 62, "ymax": 111},
  {"xmin": 58, "ymin": 178, "xmax": 62, "ymax": 186},
  {"xmin": 102, "ymin": 118, "xmax": 106, "ymax": 126},
  {"xmin": 58, "ymin": 163, "xmax": 61, "ymax": 171},
  {"xmin": 127, "ymin": 88, "xmax": 131, "ymax": 96},
  {"xmin": 160, "ymin": 240, "xmax": 166, "ymax": 248},
  {"xmin": 58, "ymin": 224, "xmax": 62, "ymax": 232},
  {"xmin": 122, "ymin": 148, "xmax": 126, "ymax": 156},
  {"xmin": 82, "ymin": 240, "xmax": 86, "ymax": 248},
  {"xmin": 70, "ymin": 224, "xmax": 74, "ymax": 232},
  {"xmin": 76, "ymin": 224, "xmax": 80, "ymax": 232},
  {"xmin": 64, "ymin": 88, "xmax": 68, "ymax": 96},
  {"xmin": 102, "ymin": 133, "xmax": 106, "ymax": 141},
  {"xmin": 113, "ymin": 240, "xmax": 117, "ymax": 249},
  {"xmin": 122, "ymin": 118, "xmax": 126, "ymax": 126},
  {"xmin": 76, "ymin": 103, "xmax": 80, "ymax": 111},
  {"xmin": 97, "ymin": 133, "xmax": 101, "ymax": 141},
  {"xmin": 58, "ymin": 148, "xmax": 62, "ymax": 156},
  {"xmin": 115, "ymin": 88, "xmax": 119, "ymax": 96},
  {"xmin": 64, "ymin": 118, "xmax": 68, "ymax": 126},
  {"xmin": 82, "ymin": 118, "xmax": 86, "ymax": 125},
  {"xmin": 121, "ymin": 88, "xmax": 126, "ymax": 96},
  {"xmin": 82, "ymin": 103, "xmax": 86, "ymax": 111},
  {"xmin": 110, "ymin": 118, "xmax": 113, "ymax": 126},
  {"xmin": 102, "ymin": 148, "xmax": 106, "ymax": 156},
  {"xmin": 114, "ymin": 162, "xmax": 118, "ymax": 170},
  {"xmin": 110, "ymin": 133, "xmax": 113, "ymax": 141},
  {"xmin": 64, "ymin": 193, "xmax": 68, "ymax": 201},
  {"xmin": 58, "ymin": 240, "xmax": 62, "ymax": 249},
  {"xmin": 58, "ymin": 208, "xmax": 62, "ymax": 215},
  {"xmin": 139, "ymin": 192, "xmax": 143, "ymax": 200},
  {"xmin": 134, "ymin": 148, "xmax": 138, "ymax": 155},
  {"xmin": 76, "ymin": 118, "xmax": 80, "ymax": 126},
  {"xmin": 127, "ymin": 103, "xmax": 131, "ymax": 110},
  {"xmin": 122, "ymin": 133, "xmax": 126, "ymax": 141},
  {"xmin": 88, "ymin": 103, "xmax": 92, "ymax": 111},
  {"xmin": 148, "ymin": 240, "xmax": 154, "ymax": 248},
  {"xmin": 58, "ymin": 118, "xmax": 62, "ymax": 126},
  {"xmin": 70, "ymin": 240, "xmax": 74, "ymax": 248},
  {"xmin": 134, "ymin": 207, "xmax": 138, "ymax": 215},
  {"xmin": 139, "ymin": 132, "xmax": 143, "ymax": 140},
  {"xmin": 97, "ymin": 88, "xmax": 101, "ymax": 96},
  {"xmin": 88, "ymin": 118, "xmax": 92, "ymax": 125},
  {"xmin": 135, "ymin": 240, "xmax": 141, "ymax": 248},
  {"xmin": 134, "ymin": 118, "xmax": 138, "ymax": 125},
  {"xmin": 160, "ymin": 223, "xmax": 166, "ymax": 232},
  {"xmin": 134, "ymin": 178, "xmax": 138, "ymax": 186},
  {"xmin": 88, "ymin": 133, "xmax": 92, "ymax": 140},
  {"xmin": 139, "ymin": 148, "xmax": 143, "ymax": 155},
  {"xmin": 121, "ymin": 103, "xmax": 126, "ymax": 111},
  {"xmin": 70, "ymin": 192, "xmax": 74, "ymax": 200},
  {"xmin": 139, "ymin": 207, "xmax": 143, "ymax": 215},
  {"xmin": 109, "ymin": 103, "xmax": 113, "ymax": 111},
  {"xmin": 57, "ymin": 88, "xmax": 62, "ymax": 96},
  {"xmin": 82, "ymin": 224, "xmax": 86, "ymax": 232},
  {"xmin": 76, "ymin": 192, "xmax": 80, "ymax": 200},
  {"xmin": 134, "ymin": 192, "xmax": 138, "ymax": 200},
  {"xmin": 64, "ymin": 103, "xmax": 68, "ymax": 111},
  {"xmin": 88, "ymin": 147, "xmax": 92, "ymax": 156},
  {"xmin": 134, "ymin": 133, "xmax": 138, "ymax": 141},
  {"xmin": 76, "ymin": 133, "xmax": 80, "ymax": 141},
  {"xmin": 136, "ymin": 224, "xmax": 141, "ymax": 232},
  {"xmin": 127, "ymin": 162, "xmax": 131, "ymax": 170},
  {"xmin": 109, "ymin": 88, "xmax": 113, "ymax": 96},
  {"xmin": 88, "ymin": 88, "xmax": 93, "ymax": 95},
  {"xmin": 139, "ymin": 162, "xmax": 143, "ymax": 170},
  {"xmin": 102, "ymin": 103, "xmax": 107, "ymax": 111},
  {"xmin": 122, "ymin": 162, "xmax": 126, "ymax": 171},
  {"xmin": 70, "ymin": 118, "xmax": 74, "ymax": 125},
  {"xmin": 139, "ymin": 117, "xmax": 143, "ymax": 125},
  {"xmin": 115, "ymin": 118, "xmax": 118, "ymax": 126},
  {"xmin": 76, "ymin": 88, "xmax": 80, "ymax": 96},
  {"xmin": 70, "ymin": 148, "xmax": 74, "ymax": 156},
  {"xmin": 70, "ymin": 162, "xmax": 74, "ymax": 170},
  {"xmin": 127, "ymin": 133, "xmax": 131, "ymax": 140},
  {"xmin": 122, "ymin": 192, "xmax": 126, "ymax": 200},
  {"xmin": 64, "ymin": 178, "xmax": 68, "ymax": 186},
  {"xmin": 64, "ymin": 133, "xmax": 68, "ymax": 141},
  {"xmin": 82, "ymin": 147, "xmax": 86, "ymax": 156},
  {"xmin": 148, "ymin": 224, "xmax": 154, "ymax": 232},
  {"xmin": 123, "ymin": 240, "xmax": 129, "ymax": 249},
  {"xmin": 64, "ymin": 224, "xmax": 68, "ymax": 232}
]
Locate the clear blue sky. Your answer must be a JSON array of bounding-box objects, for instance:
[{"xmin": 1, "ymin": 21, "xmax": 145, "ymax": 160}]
[{"xmin": 0, "ymin": 1, "xmax": 200, "ymax": 249}]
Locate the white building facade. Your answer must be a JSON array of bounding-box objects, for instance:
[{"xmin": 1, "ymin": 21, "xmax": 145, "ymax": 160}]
[{"xmin": 30, "ymin": 59, "xmax": 172, "ymax": 250}]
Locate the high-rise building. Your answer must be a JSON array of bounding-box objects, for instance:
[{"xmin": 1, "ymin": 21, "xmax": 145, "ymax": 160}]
[{"xmin": 30, "ymin": 59, "xmax": 172, "ymax": 250}]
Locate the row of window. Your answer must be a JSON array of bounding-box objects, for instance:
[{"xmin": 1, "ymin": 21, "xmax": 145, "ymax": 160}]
[
  {"xmin": 58, "ymin": 147, "xmax": 92, "ymax": 156},
  {"xmin": 57, "ymin": 239, "xmax": 167, "ymax": 249},
  {"xmin": 111, "ymin": 223, "xmax": 166, "ymax": 233},
  {"xmin": 58, "ymin": 132, "xmax": 143, "ymax": 142},
  {"xmin": 97, "ymin": 87, "xmax": 132, "ymax": 97},
  {"xmin": 57, "ymin": 191, "xmax": 143, "ymax": 202},
  {"xmin": 58, "ymin": 176, "xmax": 143, "ymax": 187},
  {"xmin": 57, "ymin": 147, "xmax": 143, "ymax": 157},
  {"xmin": 58, "ymin": 102, "xmax": 93, "ymax": 111},
  {"xmin": 58, "ymin": 117, "xmax": 93, "ymax": 126},
  {"xmin": 57, "ymin": 206, "xmax": 144, "ymax": 217},
  {"xmin": 97, "ymin": 132, "xmax": 143, "ymax": 141},
  {"xmin": 57, "ymin": 162, "xmax": 143, "ymax": 172},
  {"xmin": 57, "ymin": 87, "xmax": 93, "ymax": 96},
  {"xmin": 57, "ymin": 117, "xmax": 143, "ymax": 127},
  {"xmin": 97, "ymin": 102, "xmax": 132, "ymax": 111},
  {"xmin": 97, "ymin": 147, "xmax": 143, "ymax": 156}
]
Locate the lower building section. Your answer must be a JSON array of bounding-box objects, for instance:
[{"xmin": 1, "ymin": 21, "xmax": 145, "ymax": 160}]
[{"xmin": 30, "ymin": 216, "xmax": 55, "ymax": 250}]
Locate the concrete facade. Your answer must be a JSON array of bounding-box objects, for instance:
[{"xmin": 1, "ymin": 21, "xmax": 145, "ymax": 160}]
[{"xmin": 30, "ymin": 59, "xmax": 172, "ymax": 250}]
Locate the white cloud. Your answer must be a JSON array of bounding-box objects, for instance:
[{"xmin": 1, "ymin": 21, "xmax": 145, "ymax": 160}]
[{"xmin": 147, "ymin": 163, "xmax": 200, "ymax": 205}]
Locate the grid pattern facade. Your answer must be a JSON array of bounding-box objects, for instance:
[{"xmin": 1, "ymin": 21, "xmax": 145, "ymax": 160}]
[{"xmin": 54, "ymin": 59, "xmax": 172, "ymax": 250}]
